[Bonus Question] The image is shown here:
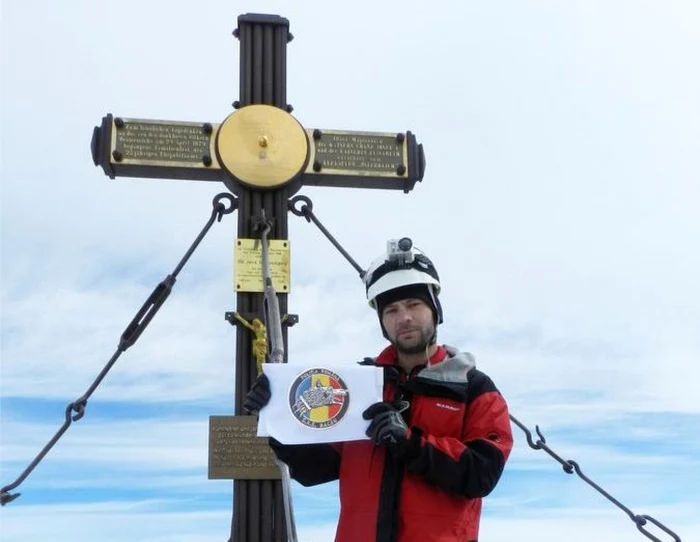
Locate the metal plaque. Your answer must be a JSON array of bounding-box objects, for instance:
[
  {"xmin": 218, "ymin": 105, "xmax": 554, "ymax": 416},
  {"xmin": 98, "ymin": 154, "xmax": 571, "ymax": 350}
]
[
  {"xmin": 302, "ymin": 129, "xmax": 425, "ymax": 191},
  {"xmin": 234, "ymin": 238, "xmax": 290, "ymax": 293},
  {"xmin": 307, "ymin": 129, "xmax": 406, "ymax": 176},
  {"xmin": 112, "ymin": 118, "xmax": 217, "ymax": 166},
  {"xmin": 91, "ymin": 114, "xmax": 225, "ymax": 183},
  {"xmin": 208, "ymin": 415, "xmax": 281, "ymax": 480}
]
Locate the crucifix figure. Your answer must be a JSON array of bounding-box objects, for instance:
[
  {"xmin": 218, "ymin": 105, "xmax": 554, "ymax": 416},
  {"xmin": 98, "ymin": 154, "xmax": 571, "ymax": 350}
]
[
  {"xmin": 231, "ymin": 312, "xmax": 268, "ymax": 377},
  {"xmin": 91, "ymin": 13, "xmax": 425, "ymax": 542}
]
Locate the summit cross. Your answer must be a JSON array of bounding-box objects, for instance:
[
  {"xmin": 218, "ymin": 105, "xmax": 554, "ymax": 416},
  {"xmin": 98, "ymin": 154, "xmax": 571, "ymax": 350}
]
[{"xmin": 91, "ymin": 13, "xmax": 426, "ymax": 542}]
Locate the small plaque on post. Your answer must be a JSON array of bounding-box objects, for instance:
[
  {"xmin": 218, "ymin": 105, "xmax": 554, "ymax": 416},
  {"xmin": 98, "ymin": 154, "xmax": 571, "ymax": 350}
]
[
  {"xmin": 208, "ymin": 415, "xmax": 281, "ymax": 480},
  {"xmin": 234, "ymin": 238, "xmax": 290, "ymax": 293}
]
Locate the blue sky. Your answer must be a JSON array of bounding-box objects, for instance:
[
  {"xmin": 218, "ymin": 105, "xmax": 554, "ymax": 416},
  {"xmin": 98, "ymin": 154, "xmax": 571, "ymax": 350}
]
[{"xmin": 1, "ymin": 1, "xmax": 699, "ymax": 541}]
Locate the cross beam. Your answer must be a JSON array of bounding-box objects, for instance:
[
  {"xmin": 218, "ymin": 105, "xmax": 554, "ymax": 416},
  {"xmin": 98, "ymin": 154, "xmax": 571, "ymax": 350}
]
[
  {"xmin": 90, "ymin": 113, "xmax": 425, "ymax": 194},
  {"xmin": 90, "ymin": 13, "xmax": 426, "ymax": 542}
]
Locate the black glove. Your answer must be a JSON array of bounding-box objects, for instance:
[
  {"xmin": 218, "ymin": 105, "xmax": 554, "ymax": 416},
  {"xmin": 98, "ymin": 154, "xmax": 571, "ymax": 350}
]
[
  {"xmin": 243, "ymin": 374, "xmax": 271, "ymax": 414},
  {"xmin": 362, "ymin": 402, "xmax": 409, "ymax": 449}
]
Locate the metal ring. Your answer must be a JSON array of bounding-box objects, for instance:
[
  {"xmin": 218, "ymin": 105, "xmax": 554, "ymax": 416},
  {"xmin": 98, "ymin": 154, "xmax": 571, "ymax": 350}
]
[
  {"xmin": 288, "ymin": 195, "xmax": 313, "ymax": 217},
  {"xmin": 213, "ymin": 193, "xmax": 238, "ymax": 215}
]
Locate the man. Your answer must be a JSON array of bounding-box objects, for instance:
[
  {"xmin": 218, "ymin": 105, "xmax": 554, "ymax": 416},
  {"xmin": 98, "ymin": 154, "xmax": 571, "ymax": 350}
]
[{"xmin": 244, "ymin": 238, "xmax": 513, "ymax": 542}]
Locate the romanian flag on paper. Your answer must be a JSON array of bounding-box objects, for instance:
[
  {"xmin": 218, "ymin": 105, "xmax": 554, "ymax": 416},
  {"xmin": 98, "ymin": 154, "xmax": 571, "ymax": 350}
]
[{"xmin": 306, "ymin": 373, "xmax": 343, "ymax": 423}]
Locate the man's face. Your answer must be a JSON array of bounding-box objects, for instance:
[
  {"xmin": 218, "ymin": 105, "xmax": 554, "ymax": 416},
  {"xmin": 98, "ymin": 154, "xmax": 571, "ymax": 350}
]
[{"xmin": 381, "ymin": 298, "xmax": 435, "ymax": 354}]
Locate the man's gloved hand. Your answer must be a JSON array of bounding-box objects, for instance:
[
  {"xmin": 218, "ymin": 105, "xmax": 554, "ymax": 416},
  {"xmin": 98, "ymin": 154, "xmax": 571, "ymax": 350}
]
[
  {"xmin": 362, "ymin": 402, "xmax": 409, "ymax": 449},
  {"xmin": 243, "ymin": 374, "xmax": 271, "ymax": 414}
]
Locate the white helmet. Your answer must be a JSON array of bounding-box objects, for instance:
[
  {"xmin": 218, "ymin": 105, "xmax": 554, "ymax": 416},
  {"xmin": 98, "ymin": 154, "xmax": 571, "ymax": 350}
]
[{"xmin": 364, "ymin": 237, "xmax": 443, "ymax": 324}]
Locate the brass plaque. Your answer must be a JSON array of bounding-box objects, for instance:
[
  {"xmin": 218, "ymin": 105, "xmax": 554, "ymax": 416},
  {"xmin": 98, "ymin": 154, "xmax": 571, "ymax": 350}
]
[
  {"xmin": 216, "ymin": 104, "xmax": 309, "ymax": 189},
  {"xmin": 234, "ymin": 238, "xmax": 290, "ymax": 293},
  {"xmin": 111, "ymin": 118, "xmax": 219, "ymax": 168},
  {"xmin": 208, "ymin": 415, "xmax": 281, "ymax": 480},
  {"xmin": 306, "ymin": 129, "xmax": 407, "ymax": 177}
]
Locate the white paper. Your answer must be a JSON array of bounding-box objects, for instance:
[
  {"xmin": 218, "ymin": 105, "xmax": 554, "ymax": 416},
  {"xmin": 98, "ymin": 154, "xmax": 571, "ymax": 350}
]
[{"xmin": 257, "ymin": 362, "xmax": 383, "ymax": 445}]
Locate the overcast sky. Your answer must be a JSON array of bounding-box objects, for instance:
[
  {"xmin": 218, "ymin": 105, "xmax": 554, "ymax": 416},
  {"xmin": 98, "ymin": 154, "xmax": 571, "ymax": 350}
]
[{"xmin": 1, "ymin": 1, "xmax": 699, "ymax": 541}]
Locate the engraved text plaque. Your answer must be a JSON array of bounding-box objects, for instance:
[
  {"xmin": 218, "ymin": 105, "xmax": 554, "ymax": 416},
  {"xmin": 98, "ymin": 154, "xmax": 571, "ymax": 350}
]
[
  {"xmin": 208, "ymin": 415, "xmax": 281, "ymax": 480},
  {"xmin": 234, "ymin": 238, "xmax": 290, "ymax": 293},
  {"xmin": 112, "ymin": 119, "xmax": 215, "ymax": 166},
  {"xmin": 308, "ymin": 130, "xmax": 406, "ymax": 176}
]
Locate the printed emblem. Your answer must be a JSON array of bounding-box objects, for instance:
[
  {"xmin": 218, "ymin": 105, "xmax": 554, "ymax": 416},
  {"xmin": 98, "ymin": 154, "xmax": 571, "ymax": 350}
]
[{"xmin": 288, "ymin": 368, "xmax": 350, "ymax": 429}]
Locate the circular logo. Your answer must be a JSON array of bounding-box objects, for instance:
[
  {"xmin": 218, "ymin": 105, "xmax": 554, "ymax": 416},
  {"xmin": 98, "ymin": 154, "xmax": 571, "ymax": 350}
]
[{"xmin": 288, "ymin": 368, "xmax": 350, "ymax": 429}]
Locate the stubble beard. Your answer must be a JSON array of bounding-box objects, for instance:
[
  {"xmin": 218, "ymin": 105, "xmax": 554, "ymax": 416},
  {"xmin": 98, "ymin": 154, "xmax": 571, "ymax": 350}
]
[{"xmin": 393, "ymin": 324, "xmax": 435, "ymax": 355}]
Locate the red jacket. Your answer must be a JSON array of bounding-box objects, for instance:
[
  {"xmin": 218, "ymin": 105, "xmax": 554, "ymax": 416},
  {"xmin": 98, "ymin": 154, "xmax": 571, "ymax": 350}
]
[{"xmin": 271, "ymin": 345, "xmax": 513, "ymax": 542}]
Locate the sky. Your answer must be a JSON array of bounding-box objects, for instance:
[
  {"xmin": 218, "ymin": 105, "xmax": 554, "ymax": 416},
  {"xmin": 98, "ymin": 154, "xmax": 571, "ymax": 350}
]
[{"xmin": 1, "ymin": 0, "xmax": 699, "ymax": 541}]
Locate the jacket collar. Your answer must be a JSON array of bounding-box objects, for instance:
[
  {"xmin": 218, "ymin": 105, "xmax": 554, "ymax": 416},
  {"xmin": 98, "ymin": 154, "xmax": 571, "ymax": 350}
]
[{"xmin": 374, "ymin": 344, "xmax": 448, "ymax": 367}]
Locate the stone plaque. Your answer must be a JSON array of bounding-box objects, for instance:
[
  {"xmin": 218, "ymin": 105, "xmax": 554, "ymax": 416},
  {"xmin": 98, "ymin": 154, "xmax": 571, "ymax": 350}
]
[
  {"xmin": 234, "ymin": 238, "xmax": 290, "ymax": 293},
  {"xmin": 208, "ymin": 415, "xmax": 281, "ymax": 480},
  {"xmin": 307, "ymin": 129, "xmax": 407, "ymax": 176},
  {"xmin": 111, "ymin": 118, "xmax": 217, "ymax": 166}
]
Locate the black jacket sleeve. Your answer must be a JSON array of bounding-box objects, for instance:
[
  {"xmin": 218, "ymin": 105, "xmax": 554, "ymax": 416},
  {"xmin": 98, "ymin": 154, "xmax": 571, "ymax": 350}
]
[{"xmin": 268, "ymin": 438, "xmax": 341, "ymax": 487}]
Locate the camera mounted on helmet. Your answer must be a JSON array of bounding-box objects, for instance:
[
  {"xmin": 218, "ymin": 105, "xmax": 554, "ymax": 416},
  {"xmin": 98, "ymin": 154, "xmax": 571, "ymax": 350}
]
[
  {"xmin": 386, "ymin": 237, "xmax": 415, "ymax": 268},
  {"xmin": 364, "ymin": 237, "xmax": 444, "ymax": 328}
]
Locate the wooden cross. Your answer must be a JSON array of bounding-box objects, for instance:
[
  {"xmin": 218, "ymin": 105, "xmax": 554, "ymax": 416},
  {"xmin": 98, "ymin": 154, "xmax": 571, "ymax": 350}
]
[{"xmin": 90, "ymin": 13, "xmax": 425, "ymax": 542}]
